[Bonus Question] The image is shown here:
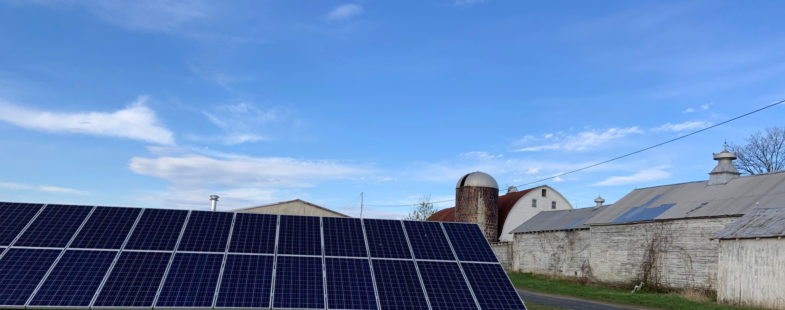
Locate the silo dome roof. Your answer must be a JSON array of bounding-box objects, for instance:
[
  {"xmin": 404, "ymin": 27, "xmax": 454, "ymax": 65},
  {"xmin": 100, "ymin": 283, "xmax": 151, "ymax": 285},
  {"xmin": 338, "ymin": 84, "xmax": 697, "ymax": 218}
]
[{"xmin": 456, "ymin": 171, "xmax": 498, "ymax": 189}]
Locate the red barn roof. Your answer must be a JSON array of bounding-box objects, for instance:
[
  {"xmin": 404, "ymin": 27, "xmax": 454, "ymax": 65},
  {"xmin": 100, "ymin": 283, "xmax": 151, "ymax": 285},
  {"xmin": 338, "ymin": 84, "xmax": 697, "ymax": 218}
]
[{"xmin": 426, "ymin": 187, "xmax": 535, "ymax": 239}]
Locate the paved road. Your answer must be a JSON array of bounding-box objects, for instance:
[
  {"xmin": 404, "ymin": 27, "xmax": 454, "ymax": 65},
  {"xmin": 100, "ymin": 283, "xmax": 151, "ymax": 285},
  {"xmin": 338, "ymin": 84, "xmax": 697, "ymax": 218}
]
[{"xmin": 518, "ymin": 289, "xmax": 653, "ymax": 310}]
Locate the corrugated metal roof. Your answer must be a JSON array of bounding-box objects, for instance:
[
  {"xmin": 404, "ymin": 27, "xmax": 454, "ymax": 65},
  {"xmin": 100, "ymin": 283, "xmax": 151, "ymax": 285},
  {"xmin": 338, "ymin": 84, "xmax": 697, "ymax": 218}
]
[
  {"xmin": 584, "ymin": 170, "xmax": 785, "ymax": 225},
  {"xmin": 714, "ymin": 208, "xmax": 785, "ymax": 239},
  {"xmin": 511, "ymin": 205, "xmax": 609, "ymax": 233}
]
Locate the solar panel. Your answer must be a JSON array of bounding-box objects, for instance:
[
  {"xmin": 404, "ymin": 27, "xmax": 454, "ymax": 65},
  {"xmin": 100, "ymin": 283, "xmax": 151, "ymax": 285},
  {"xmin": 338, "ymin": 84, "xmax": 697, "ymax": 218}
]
[
  {"xmin": 0, "ymin": 202, "xmax": 43, "ymax": 246},
  {"xmin": 442, "ymin": 223, "xmax": 498, "ymax": 262},
  {"xmin": 156, "ymin": 253, "xmax": 224, "ymax": 308},
  {"xmin": 325, "ymin": 257, "xmax": 377, "ymax": 310},
  {"xmin": 462, "ymin": 263, "xmax": 527, "ymax": 310},
  {"xmin": 371, "ymin": 259, "xmax": 428, "ymax": 310},
  {"xmin": 177, "ymin": 211, "xmax": 234, "ymax": 252},
  {"xmin": 364, "ymin": 219, "xmax": 412, "ymax": 259},
  {"xmin": 417, "ymin": 261, "xmax": 478, "ymax": 310},
  {"xmin": 14, "ymin": 204, "xmax": 93, "ymax": 248},
  {"xmin": 404, "ymin": 221, "xmax": 455, "ymax": 260},
  {"xmin": 323, "ymin": 217, "xmax": 368, "ymax": 257},
  {"xmin": 273, "ymin": 256, "xmax": 324, "ymax": 309},
  {"xmin": 229, "ymin": 213, "xmax": 277, "ymax": 254},
  {"xmin": 70, "ymin": 207, "xmax": 141, "ymax": 249},
  {"xmin": 124, "ymin": 208, "xmax": 188, "ymax": 251},
  {"xmin": 28, "ymin": 250, "xmax": 116, "ymax": 307},
  {"xmin": 92, "ymin": 251, "xmax": 171, "ymax": 308},
  {"xmin": 215, "ymin": 254, "xmax": 274, "ymax": 309},
  {"xmin": 277, "ymin": 215, "xmax": 321, "ymax": 256},
  {"xmin": 0, "ymin": 248, "xmax": 60, "ymax": 306}
]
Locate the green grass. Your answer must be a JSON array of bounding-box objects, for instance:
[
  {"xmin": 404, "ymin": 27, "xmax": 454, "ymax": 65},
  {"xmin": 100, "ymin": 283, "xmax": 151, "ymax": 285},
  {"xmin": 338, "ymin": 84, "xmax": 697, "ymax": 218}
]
[
  {"xmin": 524, "ymin": 302, "xmax": 567, "ymax": 310},
  {"xmin": 509, "ymin": 272, "xmax": 763, "ymax": 310}
]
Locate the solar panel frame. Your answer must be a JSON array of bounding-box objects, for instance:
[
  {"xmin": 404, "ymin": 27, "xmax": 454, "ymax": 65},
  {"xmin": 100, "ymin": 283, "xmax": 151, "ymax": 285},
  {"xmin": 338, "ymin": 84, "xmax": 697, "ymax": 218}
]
[
  {"xmin": 442, "ymin": 222, "xmax": 499, "ymax": 263},
  {"xmin": 370, "ymin": 259, "xmax": 429, "ymax": 310},
  {"xmin": 461, "ymin": 262, "xmax": 527, "ymax": 310},
  {"xmin": 0, "ymin": 202, "xmax": 44, "ymax": 247},
  {"xmin": 69, "ymin": 206, "xmax": 141, "ymax": 250},
  {"xmin": 0, "ymin": 248, "xmax": 61, "ymax": 307},
  {"xmin": 276, "ymin": 215, "xmax": 322, "ymax": 256},
  {"xmin": 91, "ymin": 251, "xmax": 173, "ymax": 308},
  {"xmin": 177, "ymin": 211, "xmax": 234, "ymax": 253},
  {"xmin": 325, "ymin": 257, "xmax": 378, "ymax": 310},
  {"xmin": 272, "ymin": 255, "xmax": 325, "ymax": 309},
  {"xmin": 403, "ymin": 220, "xmax": 455, "ymax": 260},
  {"xmin": 214, "ymin": 254, "xmax": 274, "ymax": 309},
  {"xmin": 228, "ymin": 213, "xmax": 277, "ymax": 254},
  {"xmin": 417, "ymin": 261, "xmax": 479, "ymax": 310},
  {"xmin": 14, "ymin": 204, "xmax": 94, "ymax": 248},
  {"xmin": 124, "ymin": 208, "xmax": 188, "ymax": 251},
  {"xmin": 323, "ymin": 217, "xmax": 368, "ymax": 257},
  {"xmin": 155, "ymin": 253, "xmax": 224, "ymax": 308},
  {"xmin": 363, "ymin": 219, "xmax": 412, "ymax": 259},
  {"xmin": 27, "ymin": 250, "xmax": 117, "ymax": 308}
]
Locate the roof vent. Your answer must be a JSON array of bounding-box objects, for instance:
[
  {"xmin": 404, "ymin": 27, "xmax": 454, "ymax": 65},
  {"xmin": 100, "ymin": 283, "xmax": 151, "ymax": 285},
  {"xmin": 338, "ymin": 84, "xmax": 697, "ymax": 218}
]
[
  {"xmin": 594, "ymin": 196, "xmax": 605, "ymax": 207},
  {"xmin": 209, "ymin": 195, "xmax": 219, "ymax": 211},
  {"xmin": 708, "ymin": 146, "xmax": 740, "ymax": 186},
  {"xmin": 507, "ymin": 186, "xmax": 518, "ymax": 193}
]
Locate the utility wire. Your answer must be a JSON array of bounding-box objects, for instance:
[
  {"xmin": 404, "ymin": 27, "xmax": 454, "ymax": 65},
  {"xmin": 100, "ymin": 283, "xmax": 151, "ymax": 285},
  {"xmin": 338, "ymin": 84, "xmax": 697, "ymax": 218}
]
[{"xmin": 362, "ymin": 99, "xmax": 784, "ymax": 207}]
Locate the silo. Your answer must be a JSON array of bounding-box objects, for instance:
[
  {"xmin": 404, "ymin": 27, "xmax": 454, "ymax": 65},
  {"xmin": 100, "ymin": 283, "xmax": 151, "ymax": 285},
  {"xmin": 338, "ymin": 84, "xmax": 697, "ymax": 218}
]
[{"xmin": 455, "ymin": 171, "xmax": 499, "ymax": 242}]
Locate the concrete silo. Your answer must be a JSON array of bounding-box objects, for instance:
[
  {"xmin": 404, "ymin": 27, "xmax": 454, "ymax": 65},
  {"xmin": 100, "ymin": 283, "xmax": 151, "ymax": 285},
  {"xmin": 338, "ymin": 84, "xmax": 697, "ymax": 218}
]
[{"xmin": 455, "ymin": 171, "xmax": 499, "ymax": 242}]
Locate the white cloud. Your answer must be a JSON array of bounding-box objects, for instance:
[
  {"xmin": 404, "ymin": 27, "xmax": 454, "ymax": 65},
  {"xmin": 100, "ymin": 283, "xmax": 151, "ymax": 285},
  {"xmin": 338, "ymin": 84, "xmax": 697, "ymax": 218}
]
[
  {"xmin": 653, "ymin": 120, "xmax": 711, "ymax": 132},
  {"xmin": 0, "ymin": 96, "xmax": 174, "ymax": 144},
  {"xmin": 0, "ymin": 182, "xmax": 88, "ymax": 195},
  {"xmin": 684, "ymin": 107, "xmax": 695, "ymax": 113},
  {"xmin": 459, "ymin": 151, "xmax": 503, "ymax": 160},
  {"xmin": 326, "ymin": 4, "xmax": 364, "ymax": 21},
  {"xmin": 700, "ymin": 104, "xmax": 710, "ymax": 110},
  {"xmin": 514, "ymin": 127, "xmax": 643, "ymax": 152},
  {"xmin": 526, "ymin": 167, "xmax": 540, "ymax": 175},
  {"xmin": 190, "ymin": 102, "xmax": 297, "ymax": 145},
  {"xmin": 593, "ymin": 166, "xmax": 671, "ymax": 186}
]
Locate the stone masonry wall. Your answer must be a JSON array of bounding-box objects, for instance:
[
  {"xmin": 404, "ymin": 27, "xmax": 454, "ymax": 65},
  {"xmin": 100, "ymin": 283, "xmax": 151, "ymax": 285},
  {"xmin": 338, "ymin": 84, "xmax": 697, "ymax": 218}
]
[
  {"xmin": 490, "ymin": 242, "xmax": 512, "ymax": 269},
  {"xmin": 513, "ymin": 230, "xmax": 591, "ymax": 278}
]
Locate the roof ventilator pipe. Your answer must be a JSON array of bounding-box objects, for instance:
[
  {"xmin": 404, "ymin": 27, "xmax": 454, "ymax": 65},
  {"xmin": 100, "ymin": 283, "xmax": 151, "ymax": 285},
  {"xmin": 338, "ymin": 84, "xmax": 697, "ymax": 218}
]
[{"xmin": 210, "ymin": 195, "xmax": 219, "ymax": 212}]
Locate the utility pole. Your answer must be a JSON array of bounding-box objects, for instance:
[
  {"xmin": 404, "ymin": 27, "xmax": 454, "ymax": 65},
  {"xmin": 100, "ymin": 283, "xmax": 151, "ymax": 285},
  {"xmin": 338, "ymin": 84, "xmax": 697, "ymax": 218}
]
[{"xmin": 360, "ymin": 192, "xmax": 364, "ymax": 219}]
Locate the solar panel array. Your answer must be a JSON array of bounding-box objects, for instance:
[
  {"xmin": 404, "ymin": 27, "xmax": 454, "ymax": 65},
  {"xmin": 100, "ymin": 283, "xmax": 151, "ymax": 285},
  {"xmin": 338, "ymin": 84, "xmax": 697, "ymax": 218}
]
[{"xmin": 0, "ymin": 201, "xmax": 526, "ymax": 310}]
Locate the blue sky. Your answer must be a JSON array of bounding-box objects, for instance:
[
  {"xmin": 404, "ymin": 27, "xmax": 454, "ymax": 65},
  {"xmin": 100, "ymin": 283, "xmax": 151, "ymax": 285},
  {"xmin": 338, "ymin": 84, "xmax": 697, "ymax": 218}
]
[{"xmin": 1, "ymin": 0, "xmax": 784, "ymax": 217}]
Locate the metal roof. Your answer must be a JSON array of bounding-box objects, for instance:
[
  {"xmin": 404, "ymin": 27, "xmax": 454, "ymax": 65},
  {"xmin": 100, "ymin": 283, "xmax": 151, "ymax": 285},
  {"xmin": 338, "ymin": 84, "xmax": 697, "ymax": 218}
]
[
  {"xmin": 713, "ymin": 208, "xmax": 785, "ymax": 240},
  {"xmin": 456, "ymin": 171, "xmax": 499, "ymax": 189},
  {"xmin": 511, "ymin": 205, "xmax": 609, "ymax": 234},
  {"xmin": 584, "ymin": 170, "xmax": 785, "ymax": 225}
]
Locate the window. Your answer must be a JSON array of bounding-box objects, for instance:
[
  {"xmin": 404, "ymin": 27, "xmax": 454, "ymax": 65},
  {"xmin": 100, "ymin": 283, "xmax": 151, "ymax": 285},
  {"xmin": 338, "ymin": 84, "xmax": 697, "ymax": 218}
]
[
  {"xmin": 541, "ymin": 189, "xmax": 547, "ymax": 197},
  {"xmin": 551, "ymin": 201, "xmax": 556, "ymax": 209},
  {"xmin": 531, "ymin": 199, "xmax": 537, "ymax": 208}
]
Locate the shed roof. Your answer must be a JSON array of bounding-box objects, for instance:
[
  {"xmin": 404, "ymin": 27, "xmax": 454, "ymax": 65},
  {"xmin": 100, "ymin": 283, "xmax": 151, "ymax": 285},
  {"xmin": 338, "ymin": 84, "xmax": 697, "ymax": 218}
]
[
  {"xmin": 584, "ymin": 170, "xmax": 785, "ymax": 225},
  {"xmin": 713, "ymin": 208, "xmax": 785, "ymax": 240},
  {"xmin": 512, "ymin": 205, "xmax": 609, "ymax": 234},
  {"xmin": 233, "ymin": 199, "xmax": 350, "ymax": 217}
]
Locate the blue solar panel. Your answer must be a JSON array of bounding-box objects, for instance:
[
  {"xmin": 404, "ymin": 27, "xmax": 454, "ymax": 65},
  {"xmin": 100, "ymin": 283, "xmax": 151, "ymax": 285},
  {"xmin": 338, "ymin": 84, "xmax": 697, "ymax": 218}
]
[
  {"xmin": 364, "ymin": 219, "xmax": 412, "ymax": 259},
  {"xmin": 613, "ymin": 195, "xmax": 675, "ymax": 223},
  {"xmin": 124, "ymin": 208, "xmax": 188, "ymax": 251},
  {"xmin": 462, "ymin": 263, "xmax": 526, "ymax": 310},
  {"xmin": 0, "ymin": 202, "xmax": 43, "ymax": 246},
  {"xmin": 177, "ymin": 211, "xmax": 233, "ymax": 252},
  {"xmin": 156, "ymin": 253, "xmax": 223, "ymax": 308},
  {"xmin": 93, "ymin": 251, "xmax": 171, "ymax": 307},
  {"xmin": 325, "ymin": 258, "xmax": 377, "ymax": 310},
  {"xmin": 215, "ymin": 254, "xmax": 274, "ymax": 309},
  {"xmin": 273, "ymin": 256, "xmax": 324, "ymax": 309},
  {"xmin": 15, "ymin": 204, "xmax": 92, "ymax": 248},
  {"xmin": 0, "ymin": 248, "xmax": 60, "ymax": 306},
  {"xmin": 28, "ymin": 250, "xmax": 116, "ymax": 307},
  {"xmin": 417, "ymin": 261, "xmax": 478, "ymax": 310},
  {"xmin": 371, "ymin": 259, "xmax": 428, "ymax": 310},
  {"xmin": 277, "ymin": 215, "xmax": 321, "ymax": 256},
  {"xmin": 70, "ymin": 206, "xmax": 140, "ymax": 249},
  {"xmin": 323, "ymin": 217, "xmax": 368, "ymax": 257},
  {"xmin": 443, "ymin": 223, "xmax": 497, "ymax": 262},
  {"xmin": 404, "ymin": 221, "xmax": 455, "ymax": 260},
  {"xmin": 229, "ymin": 213, "xmax": 277, "ymax": 254}
]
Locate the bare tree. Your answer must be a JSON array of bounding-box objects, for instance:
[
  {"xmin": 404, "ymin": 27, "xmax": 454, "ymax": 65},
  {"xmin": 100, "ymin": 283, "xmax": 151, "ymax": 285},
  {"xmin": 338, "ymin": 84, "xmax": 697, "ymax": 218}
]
[
  {"xmin": 729, "ymin": 127, "xmax": 785, "ymax": 175},
  {"xmin": 405, "ymin": 195, "xmax": 436, "ymax": 221}
]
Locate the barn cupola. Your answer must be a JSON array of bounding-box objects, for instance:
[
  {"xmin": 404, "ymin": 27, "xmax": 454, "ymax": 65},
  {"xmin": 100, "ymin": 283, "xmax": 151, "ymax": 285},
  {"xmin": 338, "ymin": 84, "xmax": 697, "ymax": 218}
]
[
  {"xmin": 708, "ymin": 146, "xmax": 741, "ymax": 186},
  {"xmin": 455, "ymin": 171, "xmax": 499, "ymax": 242}
]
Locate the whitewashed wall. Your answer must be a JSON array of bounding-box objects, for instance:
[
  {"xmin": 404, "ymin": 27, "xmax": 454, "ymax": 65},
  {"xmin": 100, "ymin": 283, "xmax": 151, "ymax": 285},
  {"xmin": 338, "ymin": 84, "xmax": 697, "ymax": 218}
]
[
  {"xmin": 717, "ymin": 238, "xmax": 785, "ymax": 309},
  {"xmin": 490, "ymin": 242, "xmax": 512, "ymax": 269},
  {"xmin": 513, "ymin": 230, "xmax": 591, "ymax": 278},
  {"xmin": 589, "ymin": 217, "xmax": 737, "ymax": 290}
]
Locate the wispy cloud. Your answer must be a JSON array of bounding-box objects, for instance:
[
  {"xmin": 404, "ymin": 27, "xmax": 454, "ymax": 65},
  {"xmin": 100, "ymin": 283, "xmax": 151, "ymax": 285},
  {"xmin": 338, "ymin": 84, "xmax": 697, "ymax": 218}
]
[
  {"xmin": 653, "ymin": 120, "xmax": 711, "ymax": 132},
  {"xmin": 189, "ymin": 102, "xmax": 297, "ymax": 145},
  {"xmin": 325, "ymin": 4, "xmax": 364, "ymax": 21},
  {"xmin": 454, "ymin": 0, "xmax": 487, "ymax": 7},
  {"xmin": 593, "ymin": 166, "xmax": 671, "ymax": 186},
  {"xmin": 459, "ymin": 151, "xmax": 503, "ymax": 160},
  {"xmin": 0, "ymin": 182, "xmax": 88, "ymax": 195},
  {"xmin": 514, "ymin": 127, "xmax": 643, "ymax": 152},
  {"xmin": 0, "ymin": 96, "xmax": 174, "ymax": 144}
]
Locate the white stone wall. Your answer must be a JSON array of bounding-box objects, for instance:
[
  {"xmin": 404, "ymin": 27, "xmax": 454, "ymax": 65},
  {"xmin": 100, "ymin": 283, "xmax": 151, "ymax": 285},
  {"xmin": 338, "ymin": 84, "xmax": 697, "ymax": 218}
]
[
  {"xmin": 490, "ymin": 242, "xmax": 512, "ymax": 269},
  {"xmin": 513, "ymin": 230, "xmax": 591, "ymax": 278},
  {"xmin": 717, "ymin": 238, "xmax": 785, "ymax": 309},
  {"xmin": 589, "ymin": 217, "xmax": 737, "ymax": 290}
]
